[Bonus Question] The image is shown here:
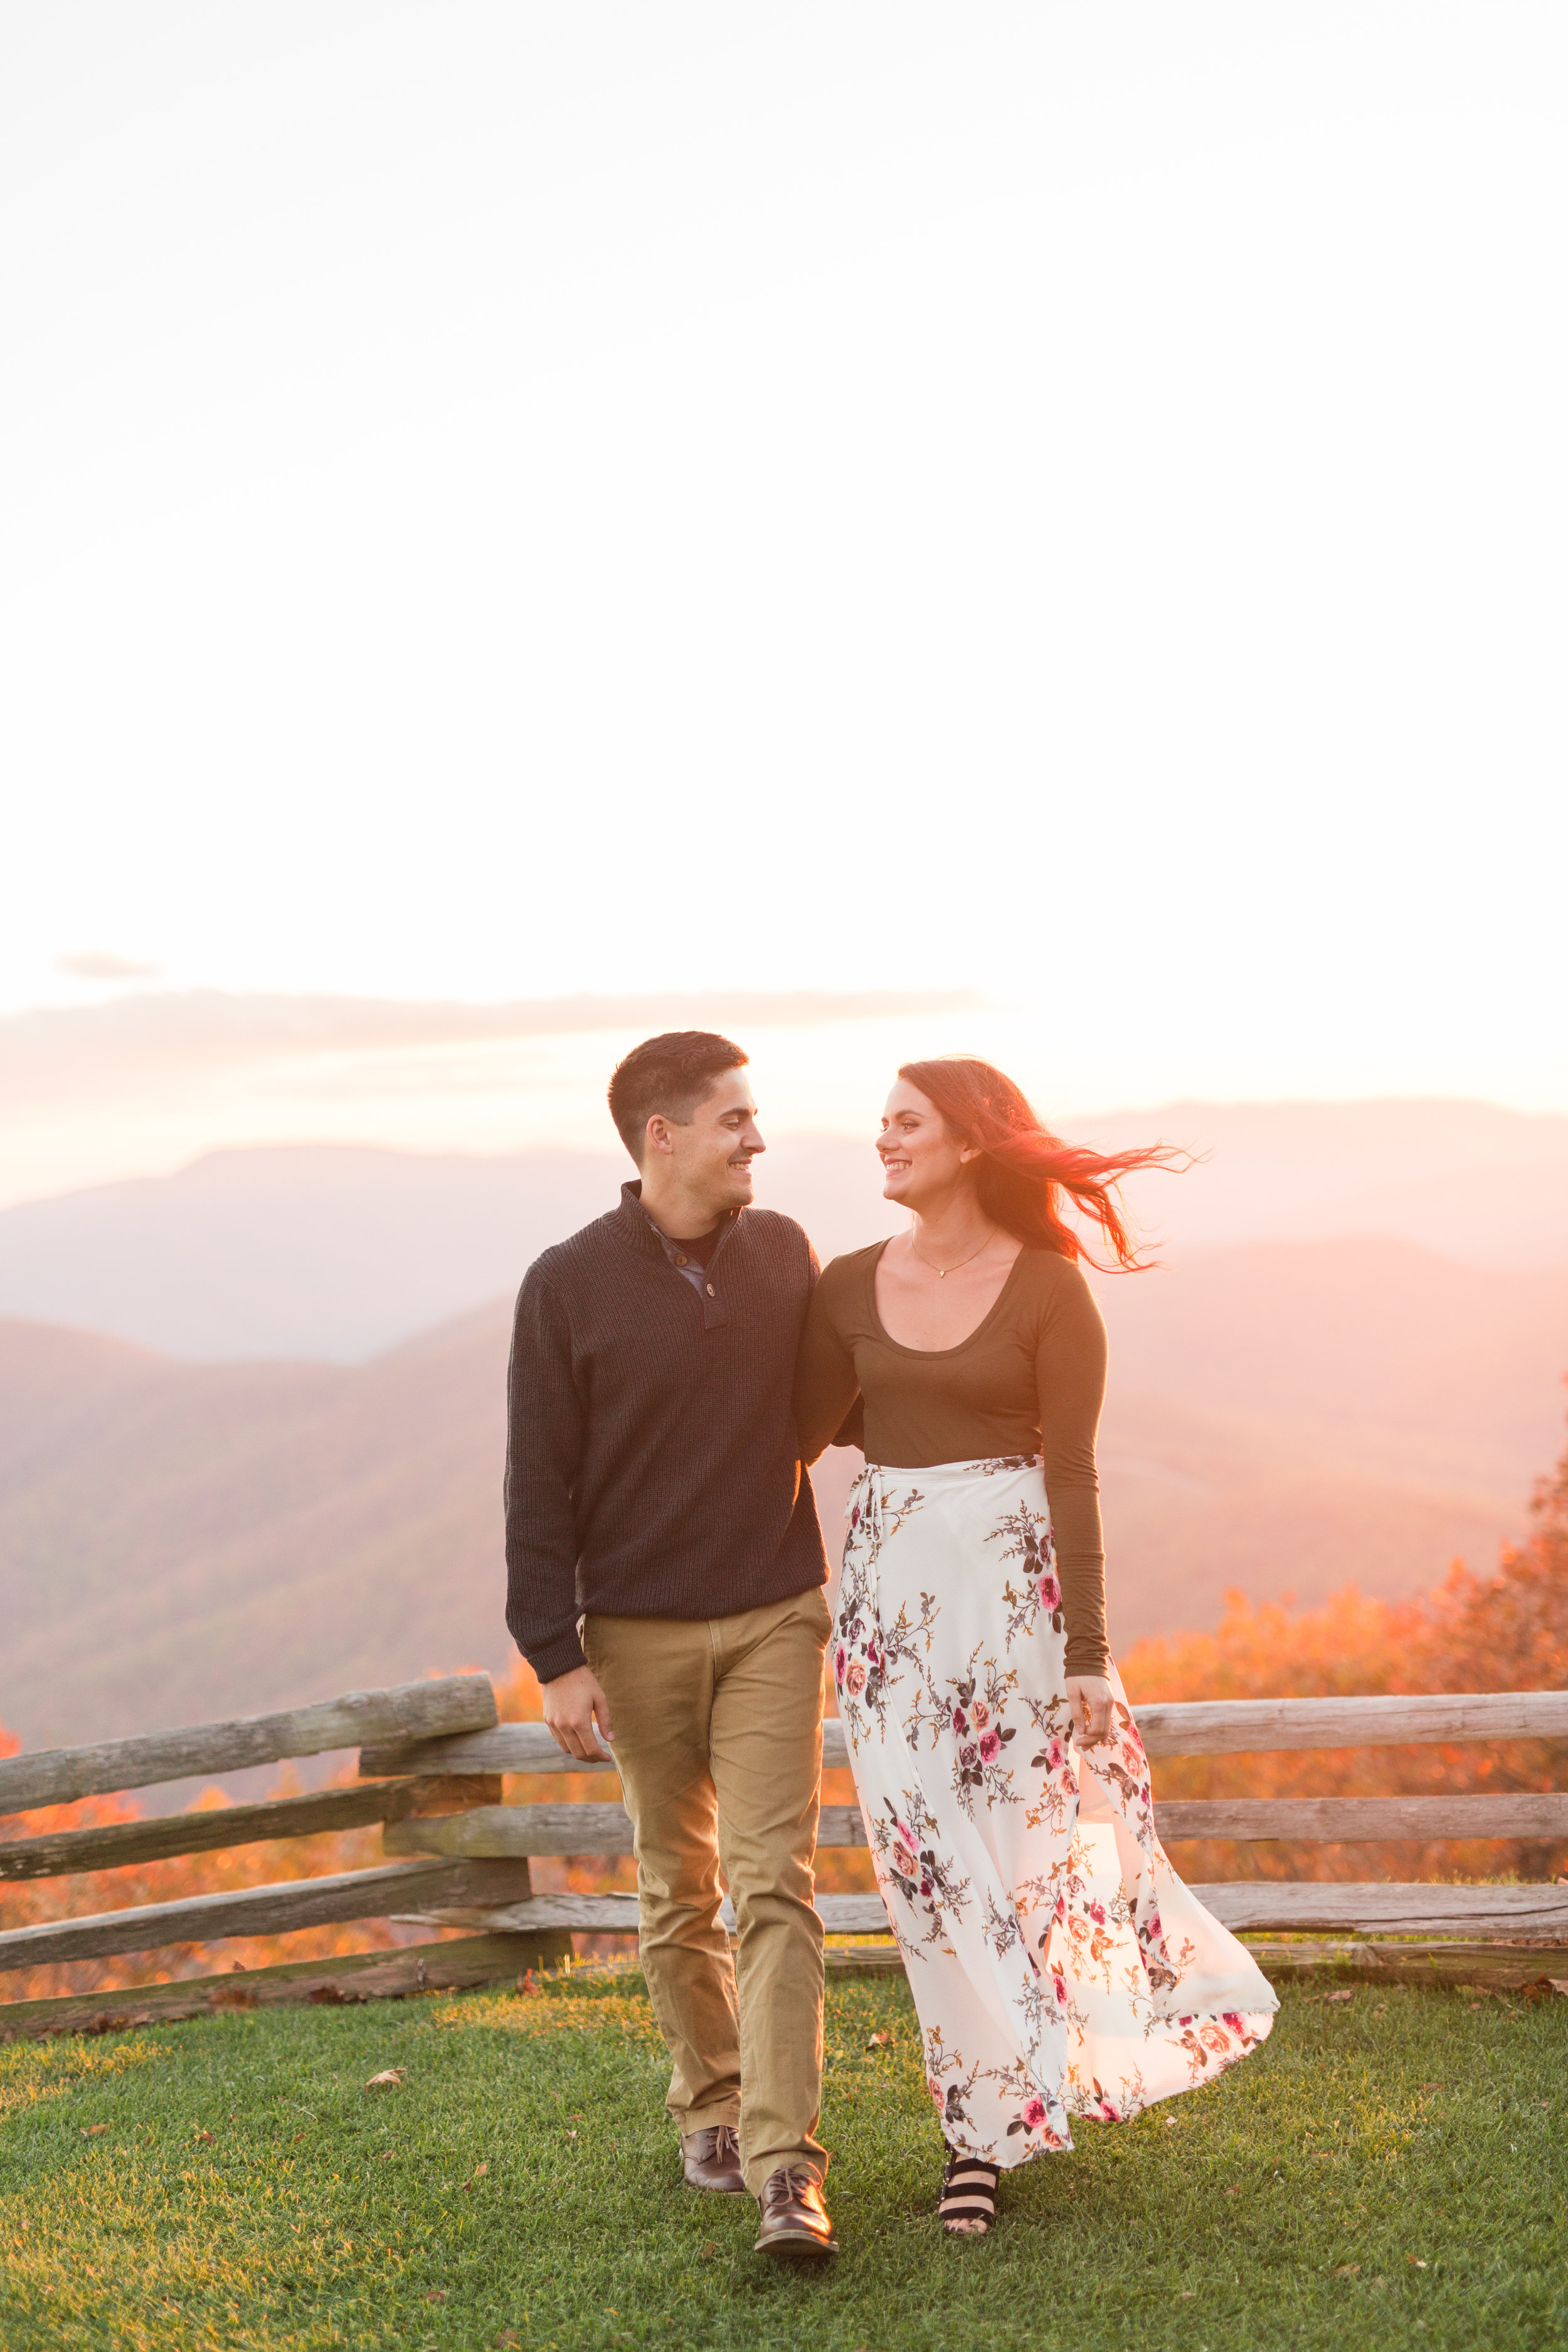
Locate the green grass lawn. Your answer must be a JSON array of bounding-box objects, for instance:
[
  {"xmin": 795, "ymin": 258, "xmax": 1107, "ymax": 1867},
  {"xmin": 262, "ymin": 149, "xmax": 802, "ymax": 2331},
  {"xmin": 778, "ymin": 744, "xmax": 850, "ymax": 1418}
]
[{"xmin": 1, "ymin": 1964, "xmax": 1563, "ymax": 2352}]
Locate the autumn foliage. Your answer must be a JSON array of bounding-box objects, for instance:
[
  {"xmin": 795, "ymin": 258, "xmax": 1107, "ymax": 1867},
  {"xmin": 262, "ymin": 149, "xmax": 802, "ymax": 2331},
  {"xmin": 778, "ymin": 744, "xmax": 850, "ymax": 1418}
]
[{"xmin": 1118, "ymin": 1419, "xmax": 1568, "ymax": 1886}]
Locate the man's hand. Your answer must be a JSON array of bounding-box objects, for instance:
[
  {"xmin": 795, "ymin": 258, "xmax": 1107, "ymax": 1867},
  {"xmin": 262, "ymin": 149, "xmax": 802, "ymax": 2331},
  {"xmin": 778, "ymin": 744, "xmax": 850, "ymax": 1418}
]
[
  {"xmin": 541, "ymin": 1664, "xmax": 615, "ymax": 1762},
  {"xmin": 1066, "ymin": 1673, "xmax": 1114, "ymax": 1749}
]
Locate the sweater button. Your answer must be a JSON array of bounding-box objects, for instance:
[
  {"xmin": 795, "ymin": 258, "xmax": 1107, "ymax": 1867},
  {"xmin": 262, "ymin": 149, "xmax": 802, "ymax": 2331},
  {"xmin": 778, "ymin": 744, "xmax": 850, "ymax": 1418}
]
[
  {"xmin": 706, "ymin": 1282, "xmax": 715, "ymax": 1296},
  {"xmin": 674, "ymin": 1254, "xmax": 689, "ymax": 1266}
]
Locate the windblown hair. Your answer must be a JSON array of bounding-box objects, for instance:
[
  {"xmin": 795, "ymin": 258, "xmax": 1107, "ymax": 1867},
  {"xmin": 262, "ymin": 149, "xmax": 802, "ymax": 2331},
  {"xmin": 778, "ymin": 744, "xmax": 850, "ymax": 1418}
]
[
  {"xmin": 897, "ymin": 1056, "xmax": 1184, "ymax": 1271},
  {"xmin": 608, "ymin": 1030, "xmax": 748, "ymax": 1162}
]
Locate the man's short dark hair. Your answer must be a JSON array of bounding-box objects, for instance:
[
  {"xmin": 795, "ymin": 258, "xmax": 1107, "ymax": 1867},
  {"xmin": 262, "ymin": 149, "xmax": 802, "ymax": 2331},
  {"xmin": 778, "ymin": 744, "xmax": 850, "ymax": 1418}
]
[{"xmin": 607, "ymin": 1030, "xmax": 749, "ymax": 1162}]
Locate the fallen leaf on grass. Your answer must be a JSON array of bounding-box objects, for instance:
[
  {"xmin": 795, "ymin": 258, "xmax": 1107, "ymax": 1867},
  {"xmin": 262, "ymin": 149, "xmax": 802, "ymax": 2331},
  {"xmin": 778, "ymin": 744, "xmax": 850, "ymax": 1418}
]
[
  {"xmin": 1323, "ymin": 1990, "xmax": 1354, "ymax": 2006},
  {"xmin": 365, "ymin": 2069, "xmax": 405, "ymax": 2090},
  {"xmin": 1224, "ymin": 2186, "xmax": 1240, "ymax": 2196},
  {"xmin": 1409, "ymin": 2258, "xmax": 1429, "ymax": 2269},
  {"xmin": 427, "ymin": 2289, "xmax": 448, "ymax": 2303},
  {"xmin": 496, "ymin": 2334, "xmax": 522, "ymax": 2349},
  {"xmin": 1333, "ymin": 2264, "xmax": 1360, "ymax": 2278},
  {"xmin": 1177, "ymin": 2291, "xmax": 1195, "ymax": 2299},
  {"xmin": 1420, "ymin": 2083, "xmax": 1443, "ymax": 2092},
  {"xmin": 81, "ymin": 2125, "xmax": 108, "ymax": 2139},
  {"xmin": 194, "ymin": 2131, "xmax": 213, "ymax": 2144},
  {"xmin": 866, "ymin": 2031, "xmax": 894, "ymax": 2050}
]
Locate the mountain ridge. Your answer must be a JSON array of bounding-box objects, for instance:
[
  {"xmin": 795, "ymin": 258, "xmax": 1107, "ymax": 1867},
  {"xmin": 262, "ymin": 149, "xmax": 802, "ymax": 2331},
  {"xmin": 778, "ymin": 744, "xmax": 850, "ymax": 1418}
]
[{"xmin": 4, "ymin": 1221, "xmax": 1561, "ymax": 1755}]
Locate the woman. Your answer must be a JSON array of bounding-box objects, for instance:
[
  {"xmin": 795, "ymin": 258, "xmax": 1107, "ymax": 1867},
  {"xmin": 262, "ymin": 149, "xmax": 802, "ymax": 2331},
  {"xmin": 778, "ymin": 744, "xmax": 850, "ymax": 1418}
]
[{"xmin": 794, "ymin": 1057, "xmax": 1276, "ymax": 2237}]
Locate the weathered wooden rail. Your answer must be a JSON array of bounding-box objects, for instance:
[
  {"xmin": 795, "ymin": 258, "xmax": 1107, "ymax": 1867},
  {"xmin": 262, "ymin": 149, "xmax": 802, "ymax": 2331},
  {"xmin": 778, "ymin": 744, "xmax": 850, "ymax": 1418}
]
[
  {"xmin": 0, "ymin": 1676, "xmax": 566, "ymax": 2035},
  {"xmin": 2, "ymin": 1677, "xmax": 1565, "ymax": 2039},
  {"xmin": 374, "ymin": 1693, "xmax": 1568, "ymax": 1973}
]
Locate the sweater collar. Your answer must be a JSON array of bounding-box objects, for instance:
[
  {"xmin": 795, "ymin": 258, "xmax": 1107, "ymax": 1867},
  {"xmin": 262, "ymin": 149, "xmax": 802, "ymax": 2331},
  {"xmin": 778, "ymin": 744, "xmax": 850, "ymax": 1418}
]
[{"xmin": 616, "ymin": 1179, "xmax": 740, "ymax": 1258}]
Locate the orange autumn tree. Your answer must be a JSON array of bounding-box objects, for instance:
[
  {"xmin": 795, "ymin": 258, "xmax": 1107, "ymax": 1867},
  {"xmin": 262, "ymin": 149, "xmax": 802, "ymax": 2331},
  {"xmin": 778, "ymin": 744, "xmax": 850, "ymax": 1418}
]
[{"xmin": 1120, "ymin": 1416, "xmax": 1568, "ymax": 1886}]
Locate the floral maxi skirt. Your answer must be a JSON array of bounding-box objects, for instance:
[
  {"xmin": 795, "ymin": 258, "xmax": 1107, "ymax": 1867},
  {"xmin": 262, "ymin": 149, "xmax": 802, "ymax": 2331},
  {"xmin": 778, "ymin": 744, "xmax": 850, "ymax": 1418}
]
[{"xmin": 832, "ymin": 1456, "xmax": 1277, "ymax": 2164}]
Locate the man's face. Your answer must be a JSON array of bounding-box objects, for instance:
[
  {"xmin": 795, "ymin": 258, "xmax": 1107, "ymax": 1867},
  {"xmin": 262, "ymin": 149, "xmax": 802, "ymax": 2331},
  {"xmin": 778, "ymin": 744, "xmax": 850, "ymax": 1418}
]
[{"xmin": 648, "ymin": 1068, "xmax": 765, "ymax": 1216}]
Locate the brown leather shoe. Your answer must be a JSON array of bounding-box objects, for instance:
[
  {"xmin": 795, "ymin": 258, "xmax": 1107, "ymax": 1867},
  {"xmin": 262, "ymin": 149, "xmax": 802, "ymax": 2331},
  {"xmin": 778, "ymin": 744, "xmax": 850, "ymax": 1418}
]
[
  {"xmin": 754, "ymin": 2163, "xmax": 838, "ymax": 2258},
  {"xmin": 681, "ymin": 2125, "xmax": 746, "ymax": 2193}
]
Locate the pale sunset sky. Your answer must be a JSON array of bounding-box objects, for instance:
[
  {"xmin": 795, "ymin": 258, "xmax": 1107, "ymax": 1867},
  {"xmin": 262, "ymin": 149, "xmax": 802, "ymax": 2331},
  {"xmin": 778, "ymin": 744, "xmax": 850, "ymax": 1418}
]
[{"xmin": 2, "ymin": 3, "xmax": 1564, "ymax": 1203}]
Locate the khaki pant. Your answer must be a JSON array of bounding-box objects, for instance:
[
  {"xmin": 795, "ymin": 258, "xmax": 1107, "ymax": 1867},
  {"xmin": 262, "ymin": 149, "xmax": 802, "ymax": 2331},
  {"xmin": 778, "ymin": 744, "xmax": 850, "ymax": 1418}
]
[{"xmin": 582, "ymin": 1586, "xmax": 831, "ymax": 2197}]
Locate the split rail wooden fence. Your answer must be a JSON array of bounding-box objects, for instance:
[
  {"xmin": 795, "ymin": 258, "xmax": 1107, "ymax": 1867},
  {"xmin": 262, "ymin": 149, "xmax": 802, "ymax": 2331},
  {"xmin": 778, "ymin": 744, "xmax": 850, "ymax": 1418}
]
[{"xmin": 3, "ymin": 1676, "xmax": 1566, "ymax": 2039}]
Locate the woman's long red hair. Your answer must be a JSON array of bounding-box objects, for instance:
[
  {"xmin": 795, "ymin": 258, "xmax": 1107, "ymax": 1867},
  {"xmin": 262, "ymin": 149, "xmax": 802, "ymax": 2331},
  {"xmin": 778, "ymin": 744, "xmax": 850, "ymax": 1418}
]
[{"xmin": 897, "ymin": 1057, "xmax": 1183, "ymax": 1271}]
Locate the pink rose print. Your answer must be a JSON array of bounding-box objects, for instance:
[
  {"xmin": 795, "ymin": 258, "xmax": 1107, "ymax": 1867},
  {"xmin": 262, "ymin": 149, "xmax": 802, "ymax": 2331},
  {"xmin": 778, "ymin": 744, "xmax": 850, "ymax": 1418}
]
[
  {"xmin": 928, "ymin": 2077, "xmax": 945, "ymax": 2111},
  {"xmin": 1045, "ymin": 1737, "xmax": 1067, "ymax": 1772},
  {"xmin": 834, "ymin": 1646, "xmax": 846, "ymax": 1685},
  {"xmin": 1038, "ymin": 1574, "xmax": 1062, "ymax": 1609},
  {"xmin": 1097, "ymin": 2093, "xmax": 1120, "ymax": 2122},
  {"xmin": 972, "ymin": 1702, "xmax": 990, "ymax": 1730},
  {"xmin": 952, "ymin": 1708, "xmax": 968, "ymax": 1734},
  {"xmin": 894, "ymin": 1820, "xmax": 916, "ymax": 1849},
  {"xmin": 979, "ymin": 1730, "xmax": 1000, "ymax": 1763},
  {"xmin": 919, "ymin": 1876, "xmax": 933, "ymax": 1896},
  {"xmin": 960, "ymin": 1743, "xmax": 978, "ymax": 1767},
  {"xmin": 846, "ymin": 1660, "xmax": 867, "ymax": 1697},
  {"xmin": 1022, "ymin": 2098, "xmax": 1047, "ymax": 2129},
  {"xmin": 1052, "ymin": 1973, "xmax": 1068, "ymax": 2008},
  {"xmin": 1088, "ymin": 1900, "xmax": 1106, "ymax": 1927},
  {"xmin": 1222, "ymin": 2013, "xmax": 1246, "ymax": 2037},
  {"xmin": 891, "ymin": 1841, "xmax": 918, "ymax": 1877}
]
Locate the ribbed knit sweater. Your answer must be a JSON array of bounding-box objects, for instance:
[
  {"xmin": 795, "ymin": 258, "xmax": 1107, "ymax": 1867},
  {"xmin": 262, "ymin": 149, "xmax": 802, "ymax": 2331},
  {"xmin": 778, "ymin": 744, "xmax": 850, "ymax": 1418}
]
[{"xmin": 504, "ymin": 1182, "xmax": 829, "ymax": 1683}]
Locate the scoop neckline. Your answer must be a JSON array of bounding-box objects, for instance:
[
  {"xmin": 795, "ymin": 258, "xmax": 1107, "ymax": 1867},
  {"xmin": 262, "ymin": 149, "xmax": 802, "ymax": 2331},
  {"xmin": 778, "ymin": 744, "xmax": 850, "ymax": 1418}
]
[{"xmin": 866, "ymin": 1236, "xmax": 1030, "ymax": 1360}]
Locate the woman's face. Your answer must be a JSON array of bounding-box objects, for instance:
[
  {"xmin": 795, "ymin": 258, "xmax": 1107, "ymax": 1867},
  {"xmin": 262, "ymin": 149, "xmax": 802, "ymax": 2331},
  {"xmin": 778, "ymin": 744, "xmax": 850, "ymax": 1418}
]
[{"xmin": 877, "ymin": 1078, "xmax": 978, "ymax": 1210}]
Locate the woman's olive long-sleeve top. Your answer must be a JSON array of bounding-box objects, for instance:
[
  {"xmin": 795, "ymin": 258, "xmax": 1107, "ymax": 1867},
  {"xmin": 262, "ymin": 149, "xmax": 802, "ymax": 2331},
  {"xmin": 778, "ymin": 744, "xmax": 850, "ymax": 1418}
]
[{"xmin": 793, "ymin": 1241, "xmax": 1111, "ymax": 1677}]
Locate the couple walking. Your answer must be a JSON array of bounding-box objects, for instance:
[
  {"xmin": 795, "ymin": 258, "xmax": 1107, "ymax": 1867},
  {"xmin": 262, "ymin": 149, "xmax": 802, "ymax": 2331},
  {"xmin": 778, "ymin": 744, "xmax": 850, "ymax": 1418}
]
[{"xmin": 505, "ymin": 1030, "xmax": 1275, "ymax": 2257}]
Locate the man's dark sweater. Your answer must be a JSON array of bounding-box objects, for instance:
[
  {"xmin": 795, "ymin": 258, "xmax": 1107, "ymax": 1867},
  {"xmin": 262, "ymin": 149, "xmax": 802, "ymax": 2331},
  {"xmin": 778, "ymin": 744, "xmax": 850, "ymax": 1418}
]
[{"xmin": 504, "ymin": 1181, "xmax": 829, "ymax": 1683}]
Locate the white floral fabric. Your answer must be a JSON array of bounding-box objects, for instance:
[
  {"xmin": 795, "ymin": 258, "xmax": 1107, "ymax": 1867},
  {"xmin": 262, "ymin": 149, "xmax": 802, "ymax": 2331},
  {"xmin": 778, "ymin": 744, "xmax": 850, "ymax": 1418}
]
[{"xmin": 833, "ymin": 1454, "xmax": 1277, "ymax": 2165}]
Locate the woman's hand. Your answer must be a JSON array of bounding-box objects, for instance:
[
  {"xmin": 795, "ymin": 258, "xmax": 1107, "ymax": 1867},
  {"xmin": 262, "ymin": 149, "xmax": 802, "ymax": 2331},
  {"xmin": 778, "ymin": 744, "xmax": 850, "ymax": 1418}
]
[{"xmin": 1066, "ymin": 1673, "xmax": 1114, "ymax": 1749}]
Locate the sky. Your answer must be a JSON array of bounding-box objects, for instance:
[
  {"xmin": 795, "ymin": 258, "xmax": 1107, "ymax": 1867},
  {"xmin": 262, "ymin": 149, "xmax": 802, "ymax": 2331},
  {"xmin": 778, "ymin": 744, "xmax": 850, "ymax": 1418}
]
[{"xmin": 3, "ymin": 3, "xmax": 1565, "ymax": 1204}]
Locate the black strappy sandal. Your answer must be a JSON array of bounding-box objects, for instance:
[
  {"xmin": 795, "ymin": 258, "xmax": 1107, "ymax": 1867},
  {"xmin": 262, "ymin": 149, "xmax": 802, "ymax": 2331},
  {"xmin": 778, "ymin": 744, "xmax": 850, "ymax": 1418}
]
[{"xmin": 939, "ymin": 2149, "xmax": 1000, "ymax": 2237}]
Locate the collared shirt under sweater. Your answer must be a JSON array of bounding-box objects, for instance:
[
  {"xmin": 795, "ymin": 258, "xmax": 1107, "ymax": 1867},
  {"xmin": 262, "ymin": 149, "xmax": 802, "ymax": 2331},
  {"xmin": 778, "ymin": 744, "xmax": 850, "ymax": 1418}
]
[{"xmin": 504, "ymin": 1180, "xmax": 829, "ymax": 1683}]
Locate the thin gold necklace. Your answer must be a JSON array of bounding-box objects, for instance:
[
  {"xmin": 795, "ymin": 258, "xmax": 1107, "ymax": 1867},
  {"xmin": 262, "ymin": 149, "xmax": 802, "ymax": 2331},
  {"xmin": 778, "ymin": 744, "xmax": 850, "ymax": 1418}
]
[{"xmin": 908, "ymin": 1225, "xmax": 997, "ymax": 1279}]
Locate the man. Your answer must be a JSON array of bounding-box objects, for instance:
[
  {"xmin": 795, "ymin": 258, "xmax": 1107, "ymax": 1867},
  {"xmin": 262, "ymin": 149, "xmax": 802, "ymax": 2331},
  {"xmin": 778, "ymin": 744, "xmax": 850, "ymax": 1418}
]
[{"xmin": 505, "ymin": 1030, "xmax": 837, "ymax": 2259}]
